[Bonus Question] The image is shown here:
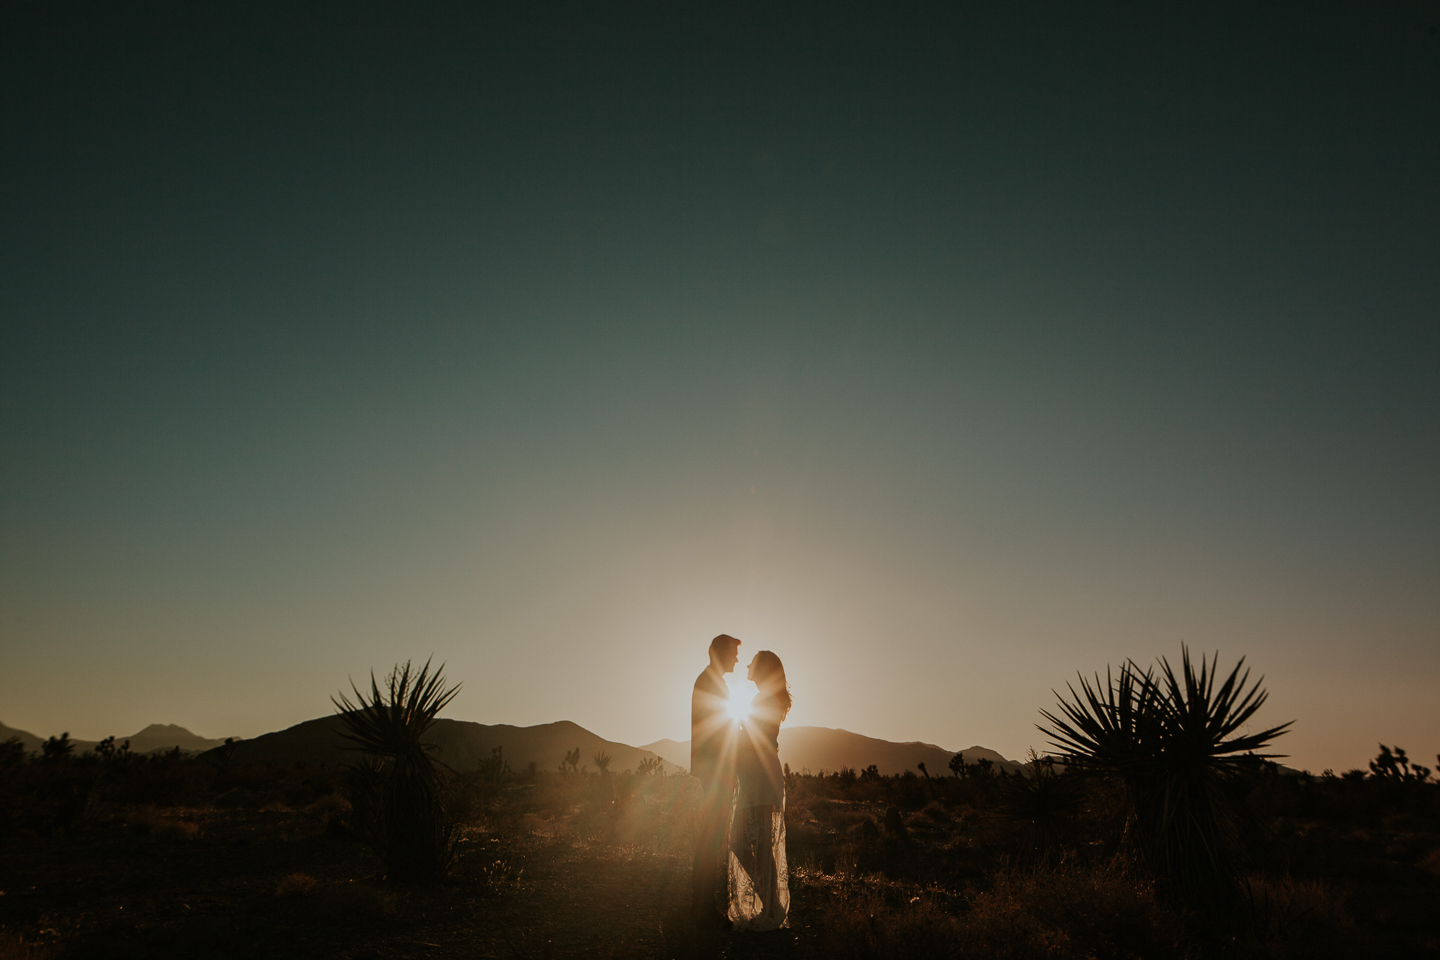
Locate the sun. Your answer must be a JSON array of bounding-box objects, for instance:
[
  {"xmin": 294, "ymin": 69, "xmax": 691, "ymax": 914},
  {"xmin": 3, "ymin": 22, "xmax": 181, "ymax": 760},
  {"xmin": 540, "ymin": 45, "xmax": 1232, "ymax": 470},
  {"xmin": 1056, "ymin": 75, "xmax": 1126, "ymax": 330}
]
[{"xmin": 726, "ymin": 679, "xmax": 757, "ymax": 720}]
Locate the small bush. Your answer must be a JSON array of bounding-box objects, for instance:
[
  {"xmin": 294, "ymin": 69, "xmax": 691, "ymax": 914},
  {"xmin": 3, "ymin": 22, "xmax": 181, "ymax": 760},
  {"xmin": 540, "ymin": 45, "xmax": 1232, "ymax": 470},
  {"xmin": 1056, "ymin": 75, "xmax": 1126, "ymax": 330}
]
[
  {"xmin": 1239, "ymin": 872, "xmax": 1354, "ymax": 953},
  {"xmin": 275, "ymin": 872, "xmax": 319, "ymax": 898},
  {"xmin": 126, "ymin": 805, "xmax": 201, "ymax": 840},
  {"xmin": 0, "ymin": 932, "xmax": 57, "ymax": 960},
  {"xmin": 966, "ymin": 866, "xmax": 1193, "ymax": 959},
  {"xmin": 1420, "ymin": 848, "xmax": 1440, "ymax": 877},
  {"xmin": 304, "ymin": 793, "xmax": 351, "ymax": 820}
]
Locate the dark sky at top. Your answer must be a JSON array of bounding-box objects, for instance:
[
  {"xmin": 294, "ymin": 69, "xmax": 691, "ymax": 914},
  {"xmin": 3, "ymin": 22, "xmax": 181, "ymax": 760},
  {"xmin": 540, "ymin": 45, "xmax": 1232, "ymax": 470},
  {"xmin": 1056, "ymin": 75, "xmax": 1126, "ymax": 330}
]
[{"xmin": 2, "ymin": 2, "xmax": 1437, "ymax": 770}]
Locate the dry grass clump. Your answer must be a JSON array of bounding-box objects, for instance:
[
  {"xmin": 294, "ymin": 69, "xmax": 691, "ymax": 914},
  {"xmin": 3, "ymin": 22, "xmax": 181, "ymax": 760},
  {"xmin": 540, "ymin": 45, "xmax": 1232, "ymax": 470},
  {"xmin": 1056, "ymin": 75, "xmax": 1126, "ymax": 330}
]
[
  {"xmin": 919, "ymin": 800, "xmax": 954, "ymax": 824},
  {"xmin": 304, "ymin": 793, "xmax": 351, "ymax": 820},
  {"xmin": 1419, "ymin": 847, "xmax": 1440, "ymax": 877},
  {"xmin": 0, "ymin": 933, "xmax": 57, "ymax": 960},
  {"xmin": 125, "ymin": 805, "xmax": 201, "ymax": 840},
  {"xmin": 806, "ymin": 882, "xmax": 965, "ymax": 959},
  {"xmin": 964, "ymin": 867, "xmax": 1192, "ymax": 959},
  {"xmin": 807, "ymin": 864, "xmax": 1190, "ymax": 960},
  {"xmin": 275, "ymin": 872, "xmax": 319, "ymax": 898},
  {"xmin": 1238, "ymin": 873, "xmax": 1354, "ymax": 955}
]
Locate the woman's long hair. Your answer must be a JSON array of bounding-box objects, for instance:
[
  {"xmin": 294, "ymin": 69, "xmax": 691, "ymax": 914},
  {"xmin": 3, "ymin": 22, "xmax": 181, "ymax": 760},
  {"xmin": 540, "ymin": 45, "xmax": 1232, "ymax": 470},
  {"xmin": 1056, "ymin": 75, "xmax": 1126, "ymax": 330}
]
[{"xmin": 751, "ymin": 650, "xmax": 792, "ymax": 721}]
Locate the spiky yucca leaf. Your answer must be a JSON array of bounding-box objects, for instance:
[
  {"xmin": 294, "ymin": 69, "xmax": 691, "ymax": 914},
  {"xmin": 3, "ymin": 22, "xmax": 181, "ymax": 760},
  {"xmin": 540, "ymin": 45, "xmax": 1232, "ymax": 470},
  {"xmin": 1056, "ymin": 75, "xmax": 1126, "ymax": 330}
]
[
  {"xmin": 332, "ymin": 659, "xmax": 461, "ymax": 883},
  {"xmin": 1038, "ymin": 647, "xmax": 1291, "ymax": 907},
  {"xmin": 332, "ymin": 658, "xmax": 460, "ymax": 761}
]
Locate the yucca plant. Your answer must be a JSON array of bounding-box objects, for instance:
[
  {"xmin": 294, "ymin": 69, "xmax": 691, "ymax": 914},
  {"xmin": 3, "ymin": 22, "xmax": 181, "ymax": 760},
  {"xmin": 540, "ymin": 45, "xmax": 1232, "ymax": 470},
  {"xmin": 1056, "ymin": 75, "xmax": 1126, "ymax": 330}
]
[
  {"xmin": 1039, "ymin": 647, "xmax": 1291, "ymax": 906},
  {"xmin": 333, "ymin": 658, "xmax": 461, "ymax": 883}
]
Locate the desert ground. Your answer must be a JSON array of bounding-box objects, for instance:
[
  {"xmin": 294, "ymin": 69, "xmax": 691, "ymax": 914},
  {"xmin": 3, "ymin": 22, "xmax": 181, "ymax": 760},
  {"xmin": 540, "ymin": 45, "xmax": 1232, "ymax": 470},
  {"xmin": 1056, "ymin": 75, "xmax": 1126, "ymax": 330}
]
[{"xmin": 2, "ymin": 738, "xmax": 1438, "ymax": 960}]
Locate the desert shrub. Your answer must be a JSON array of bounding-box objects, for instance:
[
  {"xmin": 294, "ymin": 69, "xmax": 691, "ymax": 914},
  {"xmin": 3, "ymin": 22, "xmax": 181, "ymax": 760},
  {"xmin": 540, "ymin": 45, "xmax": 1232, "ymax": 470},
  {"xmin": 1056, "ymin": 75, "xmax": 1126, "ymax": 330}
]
[
  {"xmin": 275, "ymin": 872, "xmax": 319, "ymax": 897},
  {"xmin": 0, "ymin": 932, "xmax": 58, "ymax": 960},
  {"xmin": 963, "ymin": 865, "xmax": 1193, "ymax": 959},
  {"xmin": 213, "ymin": 787, "xmax": 260, "ymax": 809},
  {"xmin": 304, "ymin": 792, "xmax": 352, "ymax": 820},
  {"xmin": 1000, "ymin": 755, "xmax": 1083, "ymax": 869},
  {"xmin": 807, "ymin": 863, "xmax": 1191, "ymax": 960},
  {"xmin": 1237, "ymin": 873, "xmax": 1355, "ymax": 956},
  {"xmin": 522, "ymin": 769, "xmax": 589, "ymax": 819},
  {"xmin": 125, "ymin": 805, "xmax": 201, "ymax": 840},
  {"xmin": 807, "ymin": 880, "xmax": 965, "ymax": 959},
  {"xmin": 333, "ymin": 659, "xmax": 462, "ymax": 883},
  {"xmin": 1040, "ymin": 647, "xmax": 1291, "ymax": 908}
]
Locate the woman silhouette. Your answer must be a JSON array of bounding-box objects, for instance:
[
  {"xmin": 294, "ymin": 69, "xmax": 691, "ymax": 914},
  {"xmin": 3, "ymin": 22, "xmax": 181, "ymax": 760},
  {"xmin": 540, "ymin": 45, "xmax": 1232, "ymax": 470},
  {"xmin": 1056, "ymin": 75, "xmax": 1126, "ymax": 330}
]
[{"xmin": 728, "ymin": 650, "xmax": 791, "ymax": 930}]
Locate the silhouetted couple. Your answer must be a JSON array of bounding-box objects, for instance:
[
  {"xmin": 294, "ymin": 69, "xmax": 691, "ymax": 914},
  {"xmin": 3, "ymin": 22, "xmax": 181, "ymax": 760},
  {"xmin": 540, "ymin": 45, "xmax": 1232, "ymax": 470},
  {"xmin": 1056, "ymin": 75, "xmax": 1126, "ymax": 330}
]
[{"xmin": 691, "ymin": 633, "xmax": 791, "ymax": 932}]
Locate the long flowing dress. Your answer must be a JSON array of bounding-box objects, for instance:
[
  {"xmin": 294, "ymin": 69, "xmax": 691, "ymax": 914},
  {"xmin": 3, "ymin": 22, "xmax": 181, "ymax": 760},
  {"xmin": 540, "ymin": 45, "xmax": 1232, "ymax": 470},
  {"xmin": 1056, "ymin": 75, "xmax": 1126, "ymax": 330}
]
[{"xmin": 727, "ymin": 696, "xmax": 789, "ymax": 930}]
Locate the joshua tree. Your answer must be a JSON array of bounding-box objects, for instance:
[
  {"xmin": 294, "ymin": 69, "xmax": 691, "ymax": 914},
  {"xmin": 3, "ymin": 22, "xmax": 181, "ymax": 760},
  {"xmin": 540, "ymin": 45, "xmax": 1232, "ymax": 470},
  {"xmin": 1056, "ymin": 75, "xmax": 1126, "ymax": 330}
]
[
  {"xmin": 1370, "ymin": 744, "xmax": 1433, "ymax": 783},
  {"xmin": 333, "ymin": 658, "xmax": 461, "ymax": 883},
  {"xmin": 949, "ymin": 752, "xmax": 968, "ymax": 778},
  {"xmin": 560, "ymin": 747, "xmax": 581, "ymax": 773},
  {"xmin": 478, "ymin": 745, "xmax": 510, "ymax": 784},
  {"xmin": 591, "ymin": 751, "xmax": 612, "ymax": 775},
  {"xmin": 92, "ymin": 736, "xmax": 132, "ymax": 762},
  {"xmin": 1039, "ymin": 646, "xmax": 1291, "ymax": 907},
  {"xmin": 41, "ymin": 733, "xmax": 74, "ymax": 761}
]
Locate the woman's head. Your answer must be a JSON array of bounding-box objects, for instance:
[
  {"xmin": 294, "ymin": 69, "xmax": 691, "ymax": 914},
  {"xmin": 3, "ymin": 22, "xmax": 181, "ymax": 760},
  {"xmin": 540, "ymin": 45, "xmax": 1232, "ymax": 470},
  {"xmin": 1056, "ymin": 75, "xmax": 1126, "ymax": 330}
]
[{"xmin": 746, "ymin": 650, "xmax": 792, "ymax": 720}]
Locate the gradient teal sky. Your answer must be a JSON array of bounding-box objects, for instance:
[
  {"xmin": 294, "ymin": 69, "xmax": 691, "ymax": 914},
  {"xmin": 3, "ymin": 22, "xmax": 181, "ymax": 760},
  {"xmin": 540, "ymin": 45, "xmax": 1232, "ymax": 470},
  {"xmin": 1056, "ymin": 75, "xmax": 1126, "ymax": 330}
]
[{"xmin": 2, "ymin": 3, "xmax": 1437, "ymax": 772}]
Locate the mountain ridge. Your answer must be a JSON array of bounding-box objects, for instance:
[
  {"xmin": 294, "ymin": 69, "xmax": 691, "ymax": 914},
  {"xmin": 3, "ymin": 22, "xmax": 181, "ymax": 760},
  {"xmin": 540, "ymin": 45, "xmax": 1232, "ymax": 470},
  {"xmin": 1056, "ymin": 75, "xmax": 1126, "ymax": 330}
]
[
  {"xmin": 6, "ymin": 718, "xmax": 1023, "ymax": 778},
  {"xmin": 202, "ymin": 716, "xmax": 687, "ymax": 776},
  {"xmin": 0, "ymin": 721, "xmax": 226, "ymax": 756}
]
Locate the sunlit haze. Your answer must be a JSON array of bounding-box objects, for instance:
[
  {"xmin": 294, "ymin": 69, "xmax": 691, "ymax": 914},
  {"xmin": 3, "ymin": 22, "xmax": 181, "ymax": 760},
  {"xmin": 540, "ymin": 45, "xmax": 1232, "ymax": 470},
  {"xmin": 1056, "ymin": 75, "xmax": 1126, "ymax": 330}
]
[
  {"xmin": 1, "ymin": 4, "xmax": 1436, "ymax": 775},
  {"xmin": 727, "ymin": 681, "xmax": 759, "ymax": 723}
]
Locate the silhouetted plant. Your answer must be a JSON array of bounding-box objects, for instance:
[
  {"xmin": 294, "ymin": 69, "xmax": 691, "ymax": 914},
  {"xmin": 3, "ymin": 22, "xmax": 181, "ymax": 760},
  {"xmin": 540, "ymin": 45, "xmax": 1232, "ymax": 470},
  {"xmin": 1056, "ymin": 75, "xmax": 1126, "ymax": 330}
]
[
  {"xmin": 636, "ymin": 756, "xmax": 664, "ymax": 776},
  {"xmin": 559, "ymin": 747, "xmax": 581, "ymax": 773},
  {"xmin": 478, "ymin": 745, "xmax": 510, "ymax": 784},
  {"xmin": 949, "ymin": 752, "xmax": 967, "ymax": 778},
  {"xmin": 91, "ymin": 736, "xmax": 132, "ymax": 763},
  {"xmin": 0, "ymin": 738, "xmax": 25, "ymax": 770},
  {"xmin": 591, "ymin": 751, "xmax": 612, "ymax": 774},
  {"xmin": 1002, "ymin": 751, "xmax": 1083, "ymax": 868},
  {"xmin": 1369, "ymin": 744, "xmax": 1432, "ymax": 783},
  {"xmin": 1039, "ymin": 647, "xmax": 1291, "ymax": 907},
  {"xmin": 332, "ymin": 658, "xmax": 461, "ymax": 883},
  {"xmin": 41, "ymin": 733, "xmax": 74, "ymax": 761}
]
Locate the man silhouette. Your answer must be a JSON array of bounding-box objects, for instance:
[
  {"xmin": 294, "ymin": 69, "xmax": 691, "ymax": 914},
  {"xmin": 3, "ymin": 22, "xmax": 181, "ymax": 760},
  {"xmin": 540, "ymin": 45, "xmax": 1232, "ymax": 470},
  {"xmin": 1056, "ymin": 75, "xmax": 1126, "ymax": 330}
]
[{"xmin": 691, "ymin": 632, "xmax": 740, "ymax": 929}]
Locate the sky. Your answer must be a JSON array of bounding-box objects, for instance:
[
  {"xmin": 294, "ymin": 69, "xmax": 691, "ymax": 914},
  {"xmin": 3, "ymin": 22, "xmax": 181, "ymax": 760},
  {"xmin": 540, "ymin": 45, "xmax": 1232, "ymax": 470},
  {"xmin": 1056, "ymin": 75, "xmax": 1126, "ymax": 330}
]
[{"xmin": 2, "ymin": 2, "xmax": 1437, "ymax": 774}]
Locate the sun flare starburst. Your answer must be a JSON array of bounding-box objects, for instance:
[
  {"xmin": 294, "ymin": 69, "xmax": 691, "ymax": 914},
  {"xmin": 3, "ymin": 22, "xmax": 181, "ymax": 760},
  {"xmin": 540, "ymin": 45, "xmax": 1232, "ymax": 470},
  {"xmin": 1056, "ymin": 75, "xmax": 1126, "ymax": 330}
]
[{"xmin": 726, "ymin": 679, "xmax": 758, "ymax": 720}]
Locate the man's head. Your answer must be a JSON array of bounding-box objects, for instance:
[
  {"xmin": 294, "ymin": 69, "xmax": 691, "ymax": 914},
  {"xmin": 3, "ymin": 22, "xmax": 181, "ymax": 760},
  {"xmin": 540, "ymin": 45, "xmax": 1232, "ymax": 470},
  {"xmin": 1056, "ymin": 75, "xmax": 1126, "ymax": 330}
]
[{"xmin": 709, "ymin": 634, "xmax": 741, "ymax": 674}]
